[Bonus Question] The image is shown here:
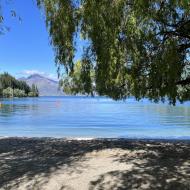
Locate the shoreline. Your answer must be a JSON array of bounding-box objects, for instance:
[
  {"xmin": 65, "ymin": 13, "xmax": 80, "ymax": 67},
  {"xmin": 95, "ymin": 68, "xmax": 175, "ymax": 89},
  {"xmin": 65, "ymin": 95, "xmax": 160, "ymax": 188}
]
[
  {"xmin": 1, "ymin": 136, "xmax": 190, "ymax": 142},
  {"xmin": 0, "ymin": 137, "xmax": 190, "ymax": 189}
]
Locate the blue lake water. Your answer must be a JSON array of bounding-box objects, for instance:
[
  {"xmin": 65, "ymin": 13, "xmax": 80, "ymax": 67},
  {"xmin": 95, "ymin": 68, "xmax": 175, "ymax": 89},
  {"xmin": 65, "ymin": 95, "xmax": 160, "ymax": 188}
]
[{"xmin": 0, "ymin": 96, "xmax": 190, "ymax": 139}]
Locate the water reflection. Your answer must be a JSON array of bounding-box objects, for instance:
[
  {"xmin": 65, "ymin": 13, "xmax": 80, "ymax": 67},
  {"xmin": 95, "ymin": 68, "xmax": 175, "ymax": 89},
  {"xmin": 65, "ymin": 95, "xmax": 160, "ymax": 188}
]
[{"xmin": 0, "ymin": 103, "xmax": 38, "ymax": 117}]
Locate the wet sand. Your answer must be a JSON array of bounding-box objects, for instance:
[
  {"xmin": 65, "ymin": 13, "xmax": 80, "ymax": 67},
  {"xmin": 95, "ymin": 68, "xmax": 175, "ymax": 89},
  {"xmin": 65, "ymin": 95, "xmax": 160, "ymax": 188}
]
[{"xmin": 0, "ymin": 137, "xmax": 190, "ymax": 190}]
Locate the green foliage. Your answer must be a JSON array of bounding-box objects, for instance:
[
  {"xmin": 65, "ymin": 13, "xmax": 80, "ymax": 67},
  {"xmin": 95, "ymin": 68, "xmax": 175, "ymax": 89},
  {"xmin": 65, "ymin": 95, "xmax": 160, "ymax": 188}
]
[
  {"xmin": 3, "ymin": 88, "xmax": 27, "ymax": 98},
  {"xmin": 0, "ymin": 81, "xmax": 3, "ymax": 97},
  {"xmin": 0, "ymin": 73, "xmax": 39, "ymax": 98},
  {"xmin": 3, "ymin": 87, "xmax": 13, "ymax": 98},
  {"xmin": 0, "ymin": 72, "xmax": 17, "ymax": 89},
  {"xmin": 16, "ymin": 80, "xmax": 31, "ymax": 94},
  {"xmin": 13, "ymin": 89, "xmax": 26, "ymax": 97},
  {"xmin": 37, "ymin": 1, "xmax": 190, "ymax": 104},
  {"xmin": 61, "ymin": 60, "xmax": 94, "ymax": 95},
  {"xmin": 29, "ymin": 84, "xmax": 39, "ymax": 97},
  {"xmin": 28, "ymin": 92, "xmax": 35, "ymax": 97},
  {"xmin": 0, "ymin": 73, "xmax": 30, "ymax": 92}
]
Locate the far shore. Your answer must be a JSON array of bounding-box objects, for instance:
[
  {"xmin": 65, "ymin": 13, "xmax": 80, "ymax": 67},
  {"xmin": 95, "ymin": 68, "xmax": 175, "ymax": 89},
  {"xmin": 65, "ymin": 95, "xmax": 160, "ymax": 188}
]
[{"xmin": 0, "ymin": 137, "xmax": 190, "ymax": 190}]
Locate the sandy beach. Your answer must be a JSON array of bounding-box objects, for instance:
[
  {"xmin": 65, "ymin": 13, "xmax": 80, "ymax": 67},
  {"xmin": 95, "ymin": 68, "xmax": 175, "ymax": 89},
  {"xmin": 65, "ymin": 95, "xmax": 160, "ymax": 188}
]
[{"xmin": 0, "ymin": 138, "xmax": 190, "ymax": 190}]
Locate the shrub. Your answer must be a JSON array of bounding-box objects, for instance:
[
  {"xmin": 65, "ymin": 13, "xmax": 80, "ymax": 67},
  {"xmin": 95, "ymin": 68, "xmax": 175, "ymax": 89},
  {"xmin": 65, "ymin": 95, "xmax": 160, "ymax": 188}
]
[
  {"xmin": 13, "ymin": 89, "xmax": 26, "ymax": 97},
  {"xmin": 28, "ymin": 91, "xmax": 36, "ymax": 97},
  {"xmin": 3, "ymin": 87, "xmax": 13, "ymax": 98}
]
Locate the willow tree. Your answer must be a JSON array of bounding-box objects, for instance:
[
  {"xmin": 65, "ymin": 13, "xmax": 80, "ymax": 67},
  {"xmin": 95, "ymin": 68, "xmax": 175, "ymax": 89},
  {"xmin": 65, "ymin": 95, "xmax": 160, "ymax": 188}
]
[{"xmin": 37, "ymin": 0, "xmax": 190, "ymax": 104}]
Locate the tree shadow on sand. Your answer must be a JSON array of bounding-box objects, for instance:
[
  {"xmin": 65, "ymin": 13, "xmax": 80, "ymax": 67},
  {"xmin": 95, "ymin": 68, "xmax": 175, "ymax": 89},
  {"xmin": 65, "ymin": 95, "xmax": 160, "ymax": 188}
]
[
  {"xmin": 89, "ymin": 141, "xmax": 190, "ymax": 190},
  {"xmin": 0, "ymin": 138, "xmax": 190, "ymax": 190}
]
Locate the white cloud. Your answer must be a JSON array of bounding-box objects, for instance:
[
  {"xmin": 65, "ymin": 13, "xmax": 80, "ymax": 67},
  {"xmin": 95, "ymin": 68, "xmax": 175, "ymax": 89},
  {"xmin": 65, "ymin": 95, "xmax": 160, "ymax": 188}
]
[
  {"xmin": 21, "ymin": 70, "xmax": 45, "ymax": 76},
  {"xmin": 19, "ymin": 70, "xmax": 58, "ymax": 81}
]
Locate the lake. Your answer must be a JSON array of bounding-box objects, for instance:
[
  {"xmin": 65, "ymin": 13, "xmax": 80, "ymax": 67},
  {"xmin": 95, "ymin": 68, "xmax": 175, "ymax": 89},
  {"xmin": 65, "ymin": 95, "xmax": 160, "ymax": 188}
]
[{"xmin": 0, "ymin": 96, "xmax": 190, "ymax": 139}]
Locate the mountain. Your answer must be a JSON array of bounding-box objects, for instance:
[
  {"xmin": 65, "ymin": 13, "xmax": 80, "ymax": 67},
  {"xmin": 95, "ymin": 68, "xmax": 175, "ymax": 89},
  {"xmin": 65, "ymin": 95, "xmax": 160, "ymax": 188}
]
[{"xmin": 19, "ymin": 74, "xmax": 64, "ymax": 96}]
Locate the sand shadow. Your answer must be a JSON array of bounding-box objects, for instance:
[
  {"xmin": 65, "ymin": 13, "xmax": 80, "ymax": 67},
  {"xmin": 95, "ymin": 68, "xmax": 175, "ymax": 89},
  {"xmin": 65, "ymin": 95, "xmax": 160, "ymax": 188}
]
[{"xmin": 0, "ymin": 138, "xmax": 190, "ymax": 189}]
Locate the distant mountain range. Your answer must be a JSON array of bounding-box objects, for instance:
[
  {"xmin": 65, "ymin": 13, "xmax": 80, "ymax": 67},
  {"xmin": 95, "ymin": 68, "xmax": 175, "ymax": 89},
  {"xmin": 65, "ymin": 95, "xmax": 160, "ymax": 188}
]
[{"xmin": 19, "ymin": 74, "xmax": 65, "ymax": 96}]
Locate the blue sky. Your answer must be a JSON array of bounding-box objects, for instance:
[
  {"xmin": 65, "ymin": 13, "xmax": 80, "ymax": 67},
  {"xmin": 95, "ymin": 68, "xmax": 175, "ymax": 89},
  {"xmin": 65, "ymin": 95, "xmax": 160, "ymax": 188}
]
[{"xmin": 0, "ymin": 0, "xmax": 83, "ymax": 80}]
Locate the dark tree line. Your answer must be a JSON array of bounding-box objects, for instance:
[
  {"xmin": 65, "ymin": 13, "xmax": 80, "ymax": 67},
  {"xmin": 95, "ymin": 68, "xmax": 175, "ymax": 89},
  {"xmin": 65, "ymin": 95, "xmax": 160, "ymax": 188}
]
[{"xmin": 0, "ymin": 73, "xmax": 39, "ymax": 98}]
